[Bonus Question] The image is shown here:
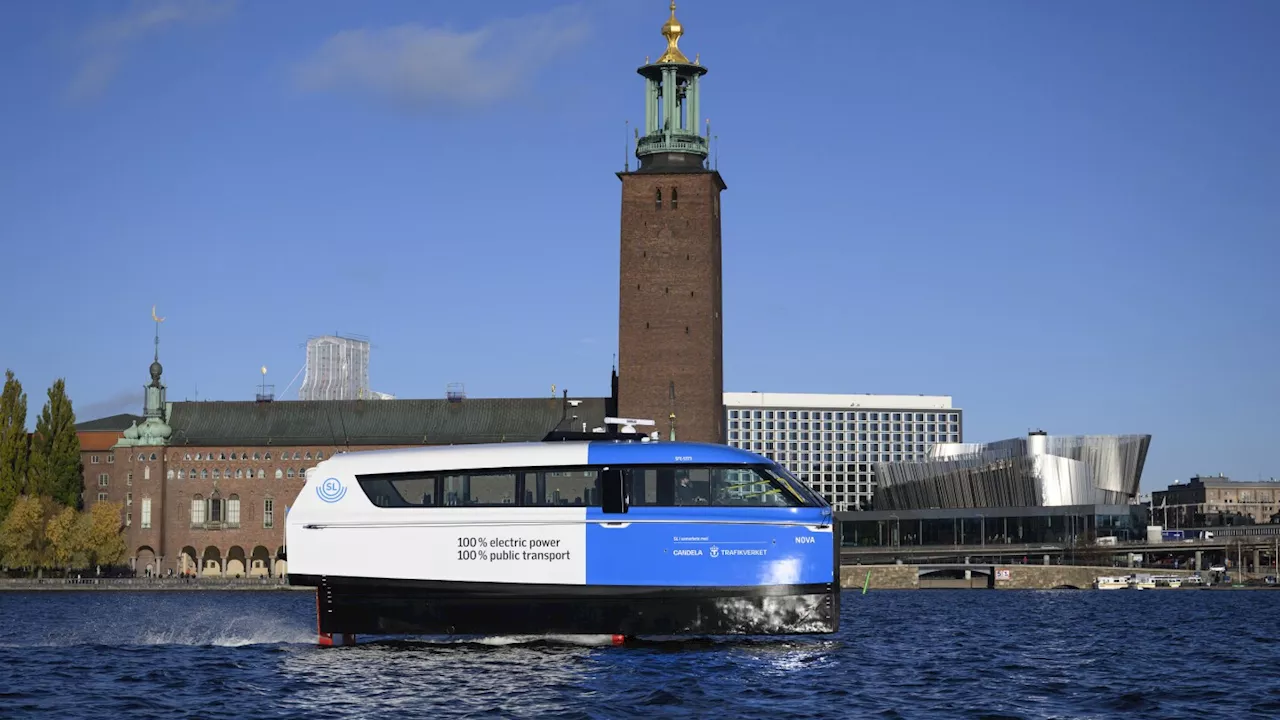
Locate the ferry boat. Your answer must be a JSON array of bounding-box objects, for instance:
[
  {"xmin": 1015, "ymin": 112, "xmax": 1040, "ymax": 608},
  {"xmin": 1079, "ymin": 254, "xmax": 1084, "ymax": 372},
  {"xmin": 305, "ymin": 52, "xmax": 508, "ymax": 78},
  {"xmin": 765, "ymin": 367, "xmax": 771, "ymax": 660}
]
[
  {"xmin": 286, "ymin": 430, "xmax": 839, "ymax": 644},
  {"xmin": 1128, "ymin": 574, "xmax": 1156, "ymax": 590},
  {"xmin": 1093, "ymin": 575, "xmax": 1130, "ymax": 590}
]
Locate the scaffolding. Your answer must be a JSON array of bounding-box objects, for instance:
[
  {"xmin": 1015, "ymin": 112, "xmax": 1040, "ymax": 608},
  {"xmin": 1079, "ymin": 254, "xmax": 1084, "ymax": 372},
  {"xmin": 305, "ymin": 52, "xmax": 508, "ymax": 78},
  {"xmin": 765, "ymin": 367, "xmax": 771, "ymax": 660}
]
[{"xmin": 298, "ymin": 334, "xmax": 372, "ymax": 401}]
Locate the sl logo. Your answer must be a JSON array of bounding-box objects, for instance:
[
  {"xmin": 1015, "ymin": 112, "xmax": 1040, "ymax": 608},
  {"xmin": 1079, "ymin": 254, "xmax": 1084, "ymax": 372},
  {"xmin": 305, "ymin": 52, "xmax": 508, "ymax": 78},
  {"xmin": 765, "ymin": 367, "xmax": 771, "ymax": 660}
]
[{"xmin": 317, "ymin": 477, "xmax": 347, "ymax": 503}]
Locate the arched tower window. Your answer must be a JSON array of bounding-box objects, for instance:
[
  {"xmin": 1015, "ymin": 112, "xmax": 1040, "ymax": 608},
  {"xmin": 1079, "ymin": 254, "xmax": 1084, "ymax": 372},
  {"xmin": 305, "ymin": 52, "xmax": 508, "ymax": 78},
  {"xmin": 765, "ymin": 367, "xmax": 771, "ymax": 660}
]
[
  {"xmin": 671, "ymin": 188, "xmax": 678, "ymax": 209},
  {"xmin": 655, "ymin": 188, "xmax": 662, "ymax": 208}
]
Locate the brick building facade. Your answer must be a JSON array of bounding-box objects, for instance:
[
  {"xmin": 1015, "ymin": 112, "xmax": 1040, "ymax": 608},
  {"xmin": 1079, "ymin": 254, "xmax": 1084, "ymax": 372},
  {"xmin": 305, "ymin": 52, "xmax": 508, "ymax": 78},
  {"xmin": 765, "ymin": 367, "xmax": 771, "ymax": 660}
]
[{"xmin": 79, "ymin": 391, "xmax": 611, "ymax": 577}]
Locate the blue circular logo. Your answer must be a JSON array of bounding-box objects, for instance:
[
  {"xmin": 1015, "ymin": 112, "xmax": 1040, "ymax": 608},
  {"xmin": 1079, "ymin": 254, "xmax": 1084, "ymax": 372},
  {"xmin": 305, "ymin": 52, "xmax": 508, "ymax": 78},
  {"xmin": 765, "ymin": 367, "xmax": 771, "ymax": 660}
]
[{"xmin": 317, "ymin": 477, "xmax": 347, "ymax": 503}]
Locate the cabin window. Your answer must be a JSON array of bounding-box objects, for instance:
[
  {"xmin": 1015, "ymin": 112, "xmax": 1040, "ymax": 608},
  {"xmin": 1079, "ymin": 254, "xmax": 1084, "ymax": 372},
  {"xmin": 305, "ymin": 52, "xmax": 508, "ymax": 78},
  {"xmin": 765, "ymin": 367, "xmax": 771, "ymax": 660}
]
[
  {"xmin": 444, "ymin": 472, "xmax": 517, "ymax": 506},
  {"xmin": 354, "ymin": 464, "xmax": 812, "ymax": 509},
  {"xmin": 536, "ymin": 469, "xmax": 600, "ymax": 507}
]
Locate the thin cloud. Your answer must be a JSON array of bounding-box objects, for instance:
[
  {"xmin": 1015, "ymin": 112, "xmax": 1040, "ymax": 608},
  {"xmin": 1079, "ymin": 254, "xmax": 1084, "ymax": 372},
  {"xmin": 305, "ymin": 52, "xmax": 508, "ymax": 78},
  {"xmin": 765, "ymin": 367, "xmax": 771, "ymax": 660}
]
[
  {"xmin": 293, "ymin": 5, "xmax": 590, "ymax": 111},
  {"xmin": 80, "ymin": 389, "xmax": 142, "ymax": 420},
  {"xmin": 67, "ymin": 0, "xmax": 235, "ymax": 101}
]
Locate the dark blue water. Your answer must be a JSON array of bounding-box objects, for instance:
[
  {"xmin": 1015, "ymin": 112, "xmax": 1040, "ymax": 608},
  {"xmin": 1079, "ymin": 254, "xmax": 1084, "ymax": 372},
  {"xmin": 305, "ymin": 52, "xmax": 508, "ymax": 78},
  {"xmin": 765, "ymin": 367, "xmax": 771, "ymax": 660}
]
[{"xmin": 2, "ymin": 589, "xmax": 1278, "ymax": 719}]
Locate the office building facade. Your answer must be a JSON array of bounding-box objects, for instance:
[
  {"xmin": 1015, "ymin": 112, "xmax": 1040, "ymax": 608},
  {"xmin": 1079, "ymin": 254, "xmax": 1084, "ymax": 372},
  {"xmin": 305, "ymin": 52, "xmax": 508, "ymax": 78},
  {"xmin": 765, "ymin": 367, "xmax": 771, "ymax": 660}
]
[{"xmin": 723, "ymin": 392, "xmax": 962, "ymax": 511}]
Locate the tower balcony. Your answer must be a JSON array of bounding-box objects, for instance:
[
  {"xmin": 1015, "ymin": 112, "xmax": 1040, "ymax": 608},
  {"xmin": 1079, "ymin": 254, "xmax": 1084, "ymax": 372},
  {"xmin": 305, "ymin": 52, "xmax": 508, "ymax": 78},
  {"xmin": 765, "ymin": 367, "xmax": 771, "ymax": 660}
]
[{"xmin": 637, "ymin": 132, "xmax": 708, "ymax": 159}]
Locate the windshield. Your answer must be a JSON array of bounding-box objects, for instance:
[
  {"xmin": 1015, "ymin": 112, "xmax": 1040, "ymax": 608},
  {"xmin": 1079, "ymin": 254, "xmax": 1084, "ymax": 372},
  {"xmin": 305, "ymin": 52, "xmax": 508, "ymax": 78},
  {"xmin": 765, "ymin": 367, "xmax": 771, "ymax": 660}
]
[{"xmin": 763, "ymin": 463, "xmax": 829, "ymax": 508}]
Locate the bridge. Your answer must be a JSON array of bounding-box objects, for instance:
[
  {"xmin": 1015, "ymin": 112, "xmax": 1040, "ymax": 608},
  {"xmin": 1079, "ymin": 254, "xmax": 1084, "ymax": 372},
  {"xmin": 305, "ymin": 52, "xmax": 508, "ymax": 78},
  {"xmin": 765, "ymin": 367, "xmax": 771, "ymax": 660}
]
[{"xmin": 841, "ymin": 534, "xmax": 1280, "ymax": 572}]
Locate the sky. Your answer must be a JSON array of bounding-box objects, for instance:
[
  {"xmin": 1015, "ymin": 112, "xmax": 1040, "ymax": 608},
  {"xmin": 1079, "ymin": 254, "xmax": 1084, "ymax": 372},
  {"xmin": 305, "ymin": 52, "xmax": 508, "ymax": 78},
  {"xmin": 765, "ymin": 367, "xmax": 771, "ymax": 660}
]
[{"xmin": 1, "ymin": 0, "xmax": 1277, "ymax": 492}]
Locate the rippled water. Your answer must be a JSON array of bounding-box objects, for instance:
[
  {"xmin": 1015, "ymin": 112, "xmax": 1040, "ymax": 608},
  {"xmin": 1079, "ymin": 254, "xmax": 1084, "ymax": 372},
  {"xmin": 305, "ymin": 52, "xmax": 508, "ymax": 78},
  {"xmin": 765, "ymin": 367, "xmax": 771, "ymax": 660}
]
[{"xmin": 2, "ymin": 588, "xmax": 1278, "ymax": 719}]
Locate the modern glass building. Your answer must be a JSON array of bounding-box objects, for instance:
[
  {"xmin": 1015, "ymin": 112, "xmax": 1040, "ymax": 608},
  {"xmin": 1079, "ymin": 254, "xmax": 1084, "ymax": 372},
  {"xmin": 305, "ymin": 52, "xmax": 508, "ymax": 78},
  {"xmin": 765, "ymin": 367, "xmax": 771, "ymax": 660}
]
[
  {"xmin": 723, "ymin": 392, "xmax": 963, "ymax": 511},
  {"xmin": 838, "ymin": 430, "xmax": 1152, "ymax": 549}
]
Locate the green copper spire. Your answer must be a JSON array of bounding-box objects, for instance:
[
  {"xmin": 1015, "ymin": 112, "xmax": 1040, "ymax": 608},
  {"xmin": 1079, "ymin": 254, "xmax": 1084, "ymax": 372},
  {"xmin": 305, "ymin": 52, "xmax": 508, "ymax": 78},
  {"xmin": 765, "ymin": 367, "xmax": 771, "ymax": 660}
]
[
  {"xmin": 118, "ymin": 306, "xmax": 172, "ymax": 448},
  {"xmin": 634, "ymin": 2, "xmax": 708, "ymax": 172}
]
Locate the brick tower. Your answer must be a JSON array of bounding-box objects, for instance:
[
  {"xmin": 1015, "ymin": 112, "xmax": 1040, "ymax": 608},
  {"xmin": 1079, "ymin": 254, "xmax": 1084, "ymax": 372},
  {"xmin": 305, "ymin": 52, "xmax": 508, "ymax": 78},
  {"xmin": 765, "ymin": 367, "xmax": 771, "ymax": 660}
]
[{"xmin": 617, "ymin": 2, "xmax": 725, "ymax": 444}]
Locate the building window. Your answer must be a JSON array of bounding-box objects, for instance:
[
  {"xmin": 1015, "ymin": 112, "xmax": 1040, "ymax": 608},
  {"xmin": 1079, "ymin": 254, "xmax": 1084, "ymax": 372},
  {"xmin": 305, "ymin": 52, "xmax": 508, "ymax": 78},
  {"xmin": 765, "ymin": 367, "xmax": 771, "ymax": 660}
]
[
  {"xmin": 97, "ymin": 492, "xmax": 107, "ymax": 503},
  {"xmin": 126, "ymin": 492, "xmax": 132, "ymax": 506},
  {"xmin": 671, "ymin": 187, "xmax": 678, "ymax": 209},
  {"xmin": 655, "ymin": 188, "xmax": 662, "ymax": 208},
  {"xmin": 191, "ymin": 495, "xmax": 205, "ymax": 525},
  {"xmin": 253, "ymin": 452, "xmax": 261, "ymax": 461},
  {"xmin": 178, "ymin": 470, "xmax": 185, "ymax": 479},
  {"xmin": 166, "ymin": 469, "xmax": 174, "ymax": 480},
  {"xmin": 305, "ymin": 451, "xmax": 312, "ymax": 460},
  {"xmin": 227, "ymin": 495, "xmax": 241, "ymax": 527},
  {"xmin": 209, "ymin": 497, "xmax": 223, "ymax": 523},
  {"xmin": 91, "ymin": 455, "xmax": 100, "ymax": 464},
  {"xmin": 317, "ymin": 451, "xmax": 324, "ymax": 460},
  {"xmin": 275, "ymin": 469, "xmax": 283, "ymax": 479},
  {"xmin": 141, "ymin": 497, "xmax": 151, "ymax": 529},
  {"xmin": 264, "ymin": 499, "xmax": 274, "ymax": 529},
  {"xmin": 98, "ymin": 474, "xmax": 109, "ymax": 487},
  {"xmin": 287, "ymin": 468, "xmax": 295, "ymax": 478},
  {"xmin": 143, "ymin": 466, "xmax": 150, "ymax": 481},
  {"xmin": 107, "ymin": 453, "xmax": 114, "ymax": 464}
]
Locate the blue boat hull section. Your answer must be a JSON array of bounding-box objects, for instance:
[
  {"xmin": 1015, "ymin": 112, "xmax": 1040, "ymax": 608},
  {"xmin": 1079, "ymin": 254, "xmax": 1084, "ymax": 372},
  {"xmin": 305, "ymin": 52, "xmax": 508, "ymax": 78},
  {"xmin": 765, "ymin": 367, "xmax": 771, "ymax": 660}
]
[{"xmin": 583, "ymin": 507, "xmax": 834, "ymax": 587}]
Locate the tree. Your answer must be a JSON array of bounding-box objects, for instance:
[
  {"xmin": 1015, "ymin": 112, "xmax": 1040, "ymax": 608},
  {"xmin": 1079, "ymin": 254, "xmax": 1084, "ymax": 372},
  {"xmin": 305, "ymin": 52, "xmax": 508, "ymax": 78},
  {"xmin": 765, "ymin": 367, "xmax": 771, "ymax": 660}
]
[
  {"xmin": 0, "ymin": 495, "xmax": 56, "ymax": 574},
  {"xmin": 47, "ymin": 504, "xmax": 88, "ymax": 572},
  {"xmin": 83, "ymin": 500, "xmax": 126, "ymax": 569},
  {"xmin": 28, "ymin": 379, "xmax": 83, "ymax": 510},
  {"xmin": 0, "ymin": 369, "xmax": 29, "ymax": 520}
]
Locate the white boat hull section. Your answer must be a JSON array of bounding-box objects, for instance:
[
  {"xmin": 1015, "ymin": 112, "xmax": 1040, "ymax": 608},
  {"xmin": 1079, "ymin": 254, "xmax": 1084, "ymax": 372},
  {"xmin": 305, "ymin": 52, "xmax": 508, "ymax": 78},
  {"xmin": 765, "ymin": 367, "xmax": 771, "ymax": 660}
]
[
  {"xmin": 288, "ymin": 443, "xmax": 595, "ymax": 584},
  {"xmin": 290, "ymin": 509, "xmax": 589, "ymax": 584}
]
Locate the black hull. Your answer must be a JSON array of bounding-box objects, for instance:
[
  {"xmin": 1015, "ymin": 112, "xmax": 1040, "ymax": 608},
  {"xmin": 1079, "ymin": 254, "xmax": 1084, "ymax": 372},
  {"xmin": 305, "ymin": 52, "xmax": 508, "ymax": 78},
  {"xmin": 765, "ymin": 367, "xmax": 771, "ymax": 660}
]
[{"xmin": 292, "ymin": 575, "xmax": 840, "ymax": 636}]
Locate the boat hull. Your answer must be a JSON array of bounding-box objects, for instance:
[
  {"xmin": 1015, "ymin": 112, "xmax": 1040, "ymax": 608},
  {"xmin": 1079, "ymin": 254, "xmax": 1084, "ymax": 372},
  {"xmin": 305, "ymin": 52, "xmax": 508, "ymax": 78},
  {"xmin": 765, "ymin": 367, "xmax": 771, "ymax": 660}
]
[{"xmin": 295, "ymin": 575, "xmax": 839, "ymax": 636}]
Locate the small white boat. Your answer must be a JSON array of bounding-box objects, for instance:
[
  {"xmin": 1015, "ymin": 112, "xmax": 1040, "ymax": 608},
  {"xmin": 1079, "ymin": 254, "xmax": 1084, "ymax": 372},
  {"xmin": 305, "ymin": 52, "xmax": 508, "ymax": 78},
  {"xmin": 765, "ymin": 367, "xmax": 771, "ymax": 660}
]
[{"xmin": 1094, "ymin": 575, "xmax": 1129, "ymax": 590}]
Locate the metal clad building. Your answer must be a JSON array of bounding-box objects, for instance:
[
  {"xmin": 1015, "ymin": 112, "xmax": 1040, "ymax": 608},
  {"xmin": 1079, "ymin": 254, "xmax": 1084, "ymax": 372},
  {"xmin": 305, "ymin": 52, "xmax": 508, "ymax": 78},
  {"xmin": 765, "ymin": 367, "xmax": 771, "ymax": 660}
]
[{"xmin": 873, "ymin": 431, "xmax": 1151, "ymax": 510}]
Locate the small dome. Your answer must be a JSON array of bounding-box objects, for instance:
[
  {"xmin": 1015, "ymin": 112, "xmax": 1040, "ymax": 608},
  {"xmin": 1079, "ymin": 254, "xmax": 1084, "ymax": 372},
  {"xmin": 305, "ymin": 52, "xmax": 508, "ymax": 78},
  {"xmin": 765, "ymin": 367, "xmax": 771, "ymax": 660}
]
[
  {"xmin": 124, "ymin": 422, "xmax": 140, "ymax": 440},
  {"xmin": 150, "ymin": 360, "xmax": 163, "ymax": 381}
]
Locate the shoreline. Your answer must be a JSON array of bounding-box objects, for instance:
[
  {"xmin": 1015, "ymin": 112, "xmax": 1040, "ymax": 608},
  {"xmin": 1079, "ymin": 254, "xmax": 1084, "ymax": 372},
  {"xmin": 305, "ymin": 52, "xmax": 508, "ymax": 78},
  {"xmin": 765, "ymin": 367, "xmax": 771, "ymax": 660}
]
[{"xmin": 0, "ymin": 579, "xmax": 310, "ymax": 592}]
